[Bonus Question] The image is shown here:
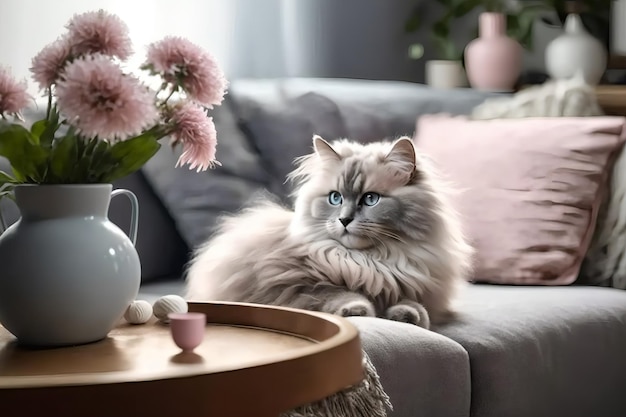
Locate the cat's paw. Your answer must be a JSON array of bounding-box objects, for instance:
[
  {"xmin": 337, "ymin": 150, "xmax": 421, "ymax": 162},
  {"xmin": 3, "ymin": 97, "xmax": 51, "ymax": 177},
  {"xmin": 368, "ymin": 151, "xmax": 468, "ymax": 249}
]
[
  {"xmin": 385, "ymin": 304, "xmax": 430, "ymax": 329},
  {"xmin": 335, "ymin": 300, "xmax": 376, "ymax": 318}
]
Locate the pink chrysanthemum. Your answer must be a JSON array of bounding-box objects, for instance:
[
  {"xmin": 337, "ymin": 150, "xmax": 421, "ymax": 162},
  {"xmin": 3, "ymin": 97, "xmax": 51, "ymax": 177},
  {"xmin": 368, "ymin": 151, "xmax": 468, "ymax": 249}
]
[
  {"xmin": 65, "ymin": 10, "xmax": 132, "ymax": 60},
  {"xmin": 169, "ymin": 101, "xmax": 220, "ymax": 171},
  {"xmin": 0, "ymin": 67, "xmax": 30, "ymax": 116},
  {"xmin": 30, "ymin": 37, "xmax": 72, "ymax": 90},
  {"xmin": 56, "ymin": 54, "xmax": 158, "ymax": 140},
  {"xmin": 145, "ymin": 36, "xmax": 227, "ymax": 107}
]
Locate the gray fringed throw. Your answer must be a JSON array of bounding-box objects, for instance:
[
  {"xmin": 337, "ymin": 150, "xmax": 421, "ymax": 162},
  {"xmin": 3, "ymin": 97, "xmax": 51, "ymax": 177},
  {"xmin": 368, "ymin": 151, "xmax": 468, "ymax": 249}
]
[{"xmin": 282, "ymin": 351, "xmax": 393, "ymax": 417}]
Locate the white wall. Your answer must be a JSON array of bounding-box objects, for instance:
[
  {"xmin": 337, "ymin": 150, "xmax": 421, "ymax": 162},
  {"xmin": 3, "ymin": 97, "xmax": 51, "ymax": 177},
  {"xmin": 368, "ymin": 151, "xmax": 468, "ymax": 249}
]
[
  {"xmin": 0, "ymin": 0, "xmax": 234, "ymax": 96},
  {"xmin": 0, "ymin": 0, "xmax": 577, "ymax": 92}
]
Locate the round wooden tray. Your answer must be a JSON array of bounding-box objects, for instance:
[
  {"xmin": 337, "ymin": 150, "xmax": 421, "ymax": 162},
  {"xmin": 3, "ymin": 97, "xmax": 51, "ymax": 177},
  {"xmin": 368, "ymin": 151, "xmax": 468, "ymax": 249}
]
[{"xmin": 0, "ymin": 301, "xmax": 364, "ymax": 417}]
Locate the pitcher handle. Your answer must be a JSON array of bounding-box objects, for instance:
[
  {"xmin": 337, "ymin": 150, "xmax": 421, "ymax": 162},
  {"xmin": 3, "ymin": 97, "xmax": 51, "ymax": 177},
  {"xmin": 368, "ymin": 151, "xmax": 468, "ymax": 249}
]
[
  {"xmin": 0, "ymin": 205, "xmax": 6, "ymax": 234},
  {"xmin": 0, "ymin": 183, "xmax": 14, "ymax": 234},
  {"xmin": 111, "ymin": 188, "xmax": 139, "ymax": 246}
]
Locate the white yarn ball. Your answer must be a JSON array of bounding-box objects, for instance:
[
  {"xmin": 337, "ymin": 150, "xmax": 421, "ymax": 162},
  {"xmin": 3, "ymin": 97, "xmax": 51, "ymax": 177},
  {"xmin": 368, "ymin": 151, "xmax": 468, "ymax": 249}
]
[
  {"xmin": 153, "ymin": 294, "xmax": 188, "ymax": 323},
  {"xmin": 124, "ymin": 300, "xmax": 153, "ymax": 324}
]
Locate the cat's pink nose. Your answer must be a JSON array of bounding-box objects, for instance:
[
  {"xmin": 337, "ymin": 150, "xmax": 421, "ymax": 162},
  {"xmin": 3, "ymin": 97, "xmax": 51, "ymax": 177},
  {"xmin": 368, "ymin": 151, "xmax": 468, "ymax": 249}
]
[{"xmin": 339, "ymin": 217, "xmax": 353, "ymax": 227}]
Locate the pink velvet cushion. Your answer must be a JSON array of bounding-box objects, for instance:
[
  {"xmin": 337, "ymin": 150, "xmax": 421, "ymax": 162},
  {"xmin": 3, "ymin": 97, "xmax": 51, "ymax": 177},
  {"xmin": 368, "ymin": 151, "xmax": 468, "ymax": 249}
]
[{"xmin": 413, "ymin": 114, "xmax": 626, "ymax": 285}]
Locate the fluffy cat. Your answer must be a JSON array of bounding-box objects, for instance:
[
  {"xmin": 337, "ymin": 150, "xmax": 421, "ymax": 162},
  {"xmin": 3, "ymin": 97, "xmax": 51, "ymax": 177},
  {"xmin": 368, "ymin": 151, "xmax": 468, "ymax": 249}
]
[{"xmin": 185, "ymin": 136, "xmax": 473, "ymax": 328}]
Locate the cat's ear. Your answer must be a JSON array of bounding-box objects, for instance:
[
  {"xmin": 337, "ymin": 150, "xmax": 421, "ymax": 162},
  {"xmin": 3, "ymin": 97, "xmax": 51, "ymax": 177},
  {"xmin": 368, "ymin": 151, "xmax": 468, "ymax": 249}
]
[
  {"xmin": 385, "ymin": 137, "xmax": 416, "ymax": 170},
  {"xmin": 384, "ymin": 137, "xmax": 417, "ymax": 182},
  {"xmin": 313, "ymin": 135, "xmax": 341, "ymax": 162}
]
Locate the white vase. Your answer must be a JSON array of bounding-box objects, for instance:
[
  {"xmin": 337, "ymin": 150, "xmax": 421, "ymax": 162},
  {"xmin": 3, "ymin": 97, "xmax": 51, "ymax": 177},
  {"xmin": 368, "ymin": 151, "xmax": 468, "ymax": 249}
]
[
  {"xmin": 612, "ymin": 0, "xmax": 626, "ymax": 55},
  {"xmin": 545, "ymin": 13, "xmax": 607, "ymax": 85},
  {"xmin": 425, "ymin": 60, "xmax": 467, "ymax": 89},
  {"xmin": 0, "ymin": 184, "xmax": 141, "ymax": 347}
]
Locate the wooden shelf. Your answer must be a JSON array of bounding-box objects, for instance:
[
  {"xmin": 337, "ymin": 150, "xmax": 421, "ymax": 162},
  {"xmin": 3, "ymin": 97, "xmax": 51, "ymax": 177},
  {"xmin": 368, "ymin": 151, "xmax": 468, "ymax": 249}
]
[
  {"xmin": 608, "ymin": 55, "xmax": 626, "ymax": 70},
  {"xmin": 595, "ymin": 85, "xmax": 626, "ymax": 115}
]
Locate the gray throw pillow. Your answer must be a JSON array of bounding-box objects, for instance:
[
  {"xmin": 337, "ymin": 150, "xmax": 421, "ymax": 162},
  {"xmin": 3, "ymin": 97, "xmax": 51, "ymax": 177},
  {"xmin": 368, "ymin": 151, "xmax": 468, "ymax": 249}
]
[{"xmin": 142, "ymin": 95, "xmax": 271, "ymax": 248}]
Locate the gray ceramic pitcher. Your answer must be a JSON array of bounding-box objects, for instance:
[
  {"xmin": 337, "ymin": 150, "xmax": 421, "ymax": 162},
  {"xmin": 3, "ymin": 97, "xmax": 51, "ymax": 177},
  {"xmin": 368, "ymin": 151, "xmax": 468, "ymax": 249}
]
[{"xmin": 0, "ymin": 184, "xmax": 141, "ymax": 347}]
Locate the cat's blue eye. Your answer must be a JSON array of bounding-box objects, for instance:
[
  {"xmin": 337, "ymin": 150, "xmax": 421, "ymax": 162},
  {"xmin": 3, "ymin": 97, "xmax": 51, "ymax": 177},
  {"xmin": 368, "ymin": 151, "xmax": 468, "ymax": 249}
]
[
  {"xmin": 361, "ymin": 192, "xmax": 380, "ymax": 206},
  {"xmin": 328, "ymin": 191, "xmax": 343, "ymax": 206}
]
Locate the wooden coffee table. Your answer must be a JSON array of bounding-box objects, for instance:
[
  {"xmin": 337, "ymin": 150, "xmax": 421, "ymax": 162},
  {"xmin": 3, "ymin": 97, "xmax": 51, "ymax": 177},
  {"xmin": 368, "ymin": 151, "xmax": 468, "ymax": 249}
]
[{"xmin": 0, "ymin": 301, "xmax": 364, "ymax": 417}]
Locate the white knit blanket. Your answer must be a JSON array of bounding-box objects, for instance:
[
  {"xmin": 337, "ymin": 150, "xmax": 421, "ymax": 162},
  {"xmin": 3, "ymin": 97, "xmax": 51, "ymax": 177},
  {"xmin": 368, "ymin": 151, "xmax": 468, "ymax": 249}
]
[{"xmin": 581, "ymin": 149, "xmax": 626, "ymax": 289}]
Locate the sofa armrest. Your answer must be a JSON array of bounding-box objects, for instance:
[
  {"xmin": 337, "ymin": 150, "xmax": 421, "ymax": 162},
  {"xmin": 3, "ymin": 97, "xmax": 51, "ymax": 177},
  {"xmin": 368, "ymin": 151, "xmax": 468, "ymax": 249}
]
[{"xmin": 348, "ymin": 317, "xmax": 470, "ymax": 417}]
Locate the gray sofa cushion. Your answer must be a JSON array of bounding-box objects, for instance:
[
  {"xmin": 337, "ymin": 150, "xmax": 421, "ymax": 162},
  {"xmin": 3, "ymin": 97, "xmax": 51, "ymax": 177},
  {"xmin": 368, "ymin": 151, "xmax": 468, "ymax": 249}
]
[
  {"xmin": 110, "ymin": 172, "xmax": 188, "ymax": 282},
  {"xmin": 231, "ymin": 78, "xmax": 495, "ymax": 199},
  {"xmin": 436, "ymin": 284, "xmax": 626, "ymax": 417},
  {"xmin": 350, "ymin": 317, "xmax": 470, "ymax": 417},
  {"xmin": 138, "ymin": 279, "xmax": 186, "ymax": 303},
  {"xmin": 142, "ymin": 94, "xmax": 272, "ymax": 248}
]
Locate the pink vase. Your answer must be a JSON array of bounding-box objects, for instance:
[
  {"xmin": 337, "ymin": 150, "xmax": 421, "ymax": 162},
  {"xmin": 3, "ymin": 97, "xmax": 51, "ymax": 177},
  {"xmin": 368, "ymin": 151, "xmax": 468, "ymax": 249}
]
[{"xmin": 464, "ymin": 12, "xmax": 523, "ymax": 91}]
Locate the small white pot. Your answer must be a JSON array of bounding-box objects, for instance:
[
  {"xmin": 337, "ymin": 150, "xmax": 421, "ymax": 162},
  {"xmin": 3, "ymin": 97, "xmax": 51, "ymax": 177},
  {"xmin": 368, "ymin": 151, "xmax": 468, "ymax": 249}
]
[
  {"xmin": 545, "ymin": 13, "xmax": 607, "ymax": 85},
  {"xmin": 425, "ymin": 60, "xmax": 467, "ymax": 89}
]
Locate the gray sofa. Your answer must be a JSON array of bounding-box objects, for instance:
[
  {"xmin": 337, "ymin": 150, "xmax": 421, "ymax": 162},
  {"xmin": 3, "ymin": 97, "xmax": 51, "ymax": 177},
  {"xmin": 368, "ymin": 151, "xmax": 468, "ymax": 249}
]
[{"xmin": 3, "ymin": 78, "xmax": 626, "ymax": 417}]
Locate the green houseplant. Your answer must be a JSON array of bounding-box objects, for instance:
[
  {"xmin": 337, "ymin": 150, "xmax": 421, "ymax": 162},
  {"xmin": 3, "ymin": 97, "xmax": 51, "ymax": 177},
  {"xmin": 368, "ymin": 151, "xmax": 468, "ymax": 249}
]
[
  {"xmin": 405, "ymin": 0, "xmax": 552, "ymax": 89},
  {"xmin": 405, "ymin": 0, "xmax": 472, "ymax": 62},
  {"xmin": 539, "ymin": 0, "xmax": 611, "ymax": 47},
  {"xmin": 405, "ymin": 0, "xmax": 552, "ymax": 62},
  {"xmin": 404, "ymin": 0, "xmax": 476, "ymax": 88}
]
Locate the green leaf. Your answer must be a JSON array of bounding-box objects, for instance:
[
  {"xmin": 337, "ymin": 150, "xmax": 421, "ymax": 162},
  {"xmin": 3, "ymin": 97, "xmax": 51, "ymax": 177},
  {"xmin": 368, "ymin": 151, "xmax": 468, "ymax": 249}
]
[
  {"xmin": 0, "ymin": 171, "xmax": 17, "ymax": 204},
  {"xmin": 433, "ymin": 35, "xmax": 460, "ymax": 61},
  {"xmin": 0, "ymin": 170, "xmax": 16, "ymax": 185},
  {"xmin": 40, "ymin": 109, "xmax": 60, "ymax": 150},
  {"xmin": 87, "ymin": 140, "xmax": 115, "ymax": 181},
  {"xmin": 432, "ymin": 20, "xmax": 450, "ymax": 39},
  {"xmin": 404, "ymin": 4, "xmax": 422, "ymax": 33},
  {"xmin": 31, "ymin": 120, "xmax": 46, "ymax": 141},
  {"xmin": 0, "ymin": 123, "xmax": 49, "ymax": 182},
  {"xmin": 508, "ymin": 4, "xmax": 553, "ymax": 50},
  {"xmin": 47, "ymin": 133, "xmax": 78, "ymax": 183},
  {"xmin": 30, "ymin": 111, "xmax": 60, "ymax": 150},
  {"xmin": 407, "ymin": 43, "xmax": 425, "ymax": 60},
  {"xmin": 0, "ymin": 174, "xmax": 16, "ymax": 202},
  {"xmin": 450, "ymin": 0, "xmax": 481, "ymax": 18},
  {"xmin": 0, "ymin": 189, "xmax": 15, "ymax": 209},
  {"xmin": 11, "ymin": 168, "xmax": 25, "ymax": 182},
  {"xmin": 101, "ymin": 133, "xmax": 161, "ymax": 183},
  {"xmin": 72, "ymin": 138, "xmax": 99, "ymax": 183}
]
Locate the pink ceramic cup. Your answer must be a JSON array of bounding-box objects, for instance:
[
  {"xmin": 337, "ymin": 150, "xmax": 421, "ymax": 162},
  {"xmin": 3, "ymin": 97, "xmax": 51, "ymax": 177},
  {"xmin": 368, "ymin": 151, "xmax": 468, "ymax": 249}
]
[{"xmin": 168, "ymin": 312, "xmax": 206, "ymax": 353}]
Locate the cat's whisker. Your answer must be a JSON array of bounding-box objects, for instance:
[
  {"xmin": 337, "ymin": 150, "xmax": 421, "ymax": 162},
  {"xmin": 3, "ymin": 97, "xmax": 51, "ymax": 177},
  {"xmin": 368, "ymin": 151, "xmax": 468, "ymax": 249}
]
[
  {"xmin": 369, "ymin": 235, "xmax": 391, "ymax": 256},
  {"xmin": 357, "ymin": 224, "xmax": 407, "ymax": 245}
]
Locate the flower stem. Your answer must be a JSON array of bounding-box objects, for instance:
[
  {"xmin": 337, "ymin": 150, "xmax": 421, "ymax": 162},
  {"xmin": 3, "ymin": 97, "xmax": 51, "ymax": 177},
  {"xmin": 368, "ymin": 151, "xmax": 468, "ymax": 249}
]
[
  {"xmin": 45, "ymin": 88, "xmax": 53, "ymax": 121},
  {"xmin": 162, "ymin": 86, "xmax": 177, "ymax": 105}
]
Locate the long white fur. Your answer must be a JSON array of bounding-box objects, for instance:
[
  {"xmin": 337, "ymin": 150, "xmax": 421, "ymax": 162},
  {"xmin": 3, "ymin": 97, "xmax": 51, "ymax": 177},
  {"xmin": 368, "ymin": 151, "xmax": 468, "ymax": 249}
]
[{"xmin": 185, "ymin": 137, "xmax": 473, "ymax": 324}]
